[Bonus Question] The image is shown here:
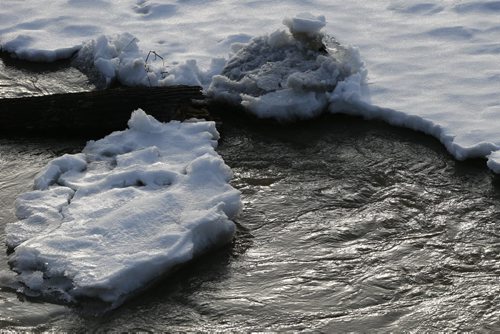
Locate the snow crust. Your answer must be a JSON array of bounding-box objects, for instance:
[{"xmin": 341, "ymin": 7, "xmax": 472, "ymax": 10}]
[
  {"xmin": 6, "ymin": 110, "xmax": 241, "ymax": 307},
  {"xmin": 2, "ymin": 1, "xmax": 500, "ymax": 169}
]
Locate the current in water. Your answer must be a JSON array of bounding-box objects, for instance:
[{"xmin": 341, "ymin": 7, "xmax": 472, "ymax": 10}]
[{"xmin": 0, "ymin": 56, "xmax": 499, "ymax": 332}]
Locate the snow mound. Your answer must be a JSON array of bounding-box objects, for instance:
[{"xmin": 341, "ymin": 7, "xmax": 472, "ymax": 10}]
[
  {"xmin": 72, "ymin": 33, "xmax": 164, "ymax": 87},
  {"xmin": 72, "ymin": 32, "xmax": 226, "ymax": 88},
  {"xmin": 208, "ymin": 14, "xmax": 365, "ymax": 120},
  {"xmin": 6, "ymin": 110, "xmax": 241, "ymax": 308}
]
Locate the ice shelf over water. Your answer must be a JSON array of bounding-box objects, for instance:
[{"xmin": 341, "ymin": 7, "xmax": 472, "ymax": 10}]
[
  {"xmin": 2, "ymin": 1, "xmax": 500, "ymax": 170},
  {"xmin": 6, "ymin": 110, "xmax": 241, "ymax": 307}
]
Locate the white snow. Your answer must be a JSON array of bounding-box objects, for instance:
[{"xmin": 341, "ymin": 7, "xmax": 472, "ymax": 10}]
[
  {"xmin": 283, "ymin": 13, "xmax": 326, "ymax": 35},
  {"xmin": 207, "ymin": 18, "xmax": 364, "ymax": 120},
  {"xmin": 6, "ymin": 110, "xmax": 241, "ymax": 307},
  {"xmin": 3, "ymin": 1, "xmax": 500, "ymax": 169}
]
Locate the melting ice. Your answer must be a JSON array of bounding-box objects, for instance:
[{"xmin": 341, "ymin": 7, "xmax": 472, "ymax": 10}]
[{"xmin": 6, "ymin": 110, "xmax": 241, "ymax": 308}]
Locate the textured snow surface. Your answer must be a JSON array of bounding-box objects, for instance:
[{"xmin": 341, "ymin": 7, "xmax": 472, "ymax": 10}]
[
  {"xmin": 2, "ymin": 1, "xmax": 500, "ymax": 166},
  {"xmin": 208, "ymin": 14, "xmax": 364, "ymax": 120},
  {"xmin": 6, "ymin": 110, "xmax": 241, "ymax": 307}
]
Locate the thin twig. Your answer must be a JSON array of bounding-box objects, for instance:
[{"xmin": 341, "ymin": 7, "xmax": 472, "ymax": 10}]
[{"xmin": 144, "ymin": 50, "xmax": 169, "ymax": 86}]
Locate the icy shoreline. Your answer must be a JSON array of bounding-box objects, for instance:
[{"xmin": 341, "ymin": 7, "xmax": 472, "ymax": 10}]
[
  {"xmin": 6, "ymin": 110, "xmax": 241, "ymax": 308},
  {"xmin": 3, "ymin": 4, "xmax": 500, "ymax": 171}
]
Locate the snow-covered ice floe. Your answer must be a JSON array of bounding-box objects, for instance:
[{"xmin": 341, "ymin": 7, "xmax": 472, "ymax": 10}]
[{"xmin": 5, "ymin": 110, "xmax": 241, "ymax": 308}]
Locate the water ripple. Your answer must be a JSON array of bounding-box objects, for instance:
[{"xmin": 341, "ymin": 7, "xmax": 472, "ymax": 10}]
[{"xmin": 1, "ymin": 115, "xmax": 500, "ymax": 331}]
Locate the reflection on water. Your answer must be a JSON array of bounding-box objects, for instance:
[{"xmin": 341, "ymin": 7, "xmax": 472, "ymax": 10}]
[
  {"xmin": 0, "ymin": 54, "xmax": 95, "ymax": 98},
  {"xmin": 0, "ymin": 137, "xmax": 85, "ymax": 329},
  {"xmin": 1, "ymin": 114, "xmax": 500, "ymax": 332}
]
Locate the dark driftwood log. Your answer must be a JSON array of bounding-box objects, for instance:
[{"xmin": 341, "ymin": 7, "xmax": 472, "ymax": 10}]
[{"xmin": 0, "ymin": 86, "xmax": 209, "ymax": 136}]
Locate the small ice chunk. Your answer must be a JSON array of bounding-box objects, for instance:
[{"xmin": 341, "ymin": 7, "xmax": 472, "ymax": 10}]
[
  {"xmin": 487, "ymin": 150, "xmax": 500, "ymax": 173},
  {"xmin": 283, "ymin": 13, "xmax": 326, "ymax": 35}
]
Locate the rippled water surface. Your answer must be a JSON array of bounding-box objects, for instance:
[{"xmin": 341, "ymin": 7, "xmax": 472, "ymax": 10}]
[
  {"xmin": 1, "ymin": 115, "xmax": 499, "ymax": 332},
  {"xmin": 0, "ymin": 54, "xmax": 94, "ymax": 98},
  {"xmin": 1, "ymin": 59, "xmax": 500, "ymax": 332}
]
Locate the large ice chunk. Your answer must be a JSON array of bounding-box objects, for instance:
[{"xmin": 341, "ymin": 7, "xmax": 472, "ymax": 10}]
[
  {"xmin": 6, "ymin": 110, "xmax": 241, "ymax": 308},
  {"xmin": 207, "ymin": 13, "xmax": 365, "ymax": 120}
]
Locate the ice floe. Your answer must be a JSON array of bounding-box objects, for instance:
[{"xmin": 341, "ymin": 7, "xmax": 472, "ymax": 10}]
[{"xmin": 6, "ymin": 110, "xmax": 241, "ymax": 308}]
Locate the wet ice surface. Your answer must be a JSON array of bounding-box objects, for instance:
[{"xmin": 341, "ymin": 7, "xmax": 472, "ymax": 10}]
[
  {"xmin": 0, "ymin": 54, "xmax": 95, "ymax": 98},
  {"xmin": 0, "ymin": 138, "xmax": 85, "ymax": 329},
  {"xmin": 1, "ymin": 115, "xmax": 500, "ymax": 331}
]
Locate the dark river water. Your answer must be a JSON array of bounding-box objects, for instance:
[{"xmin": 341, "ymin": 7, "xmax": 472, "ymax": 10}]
[{"xmin": 1, "ymin": 56, "xmax": 500, "ymax": 332}]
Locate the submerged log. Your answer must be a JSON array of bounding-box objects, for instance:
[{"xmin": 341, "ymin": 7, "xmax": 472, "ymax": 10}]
[{"xmin": 0, "ymin": 86, "xmax": 209, "ymax": 136}]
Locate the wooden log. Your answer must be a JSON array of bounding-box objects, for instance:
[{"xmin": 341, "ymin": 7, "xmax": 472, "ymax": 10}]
[{"xmin": 0, "ymin": 86, "xmax": 209, "ymax": 136}]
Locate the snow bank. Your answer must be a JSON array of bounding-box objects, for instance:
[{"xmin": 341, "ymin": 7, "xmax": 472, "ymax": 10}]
[
  {"xmin": 208, "ymin": 14, "xmax": 365, "ymax": 120},
  {"xmin": 6, "ymin": 110, "xmax": 241, "ymax": 308},
  {"xmin": 207, "ymin": 13, "xmax": 500, "ymax": 168},
  {"xmin": 3, "ymin": 1, "xmax": 500, "ymax": 170}
]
